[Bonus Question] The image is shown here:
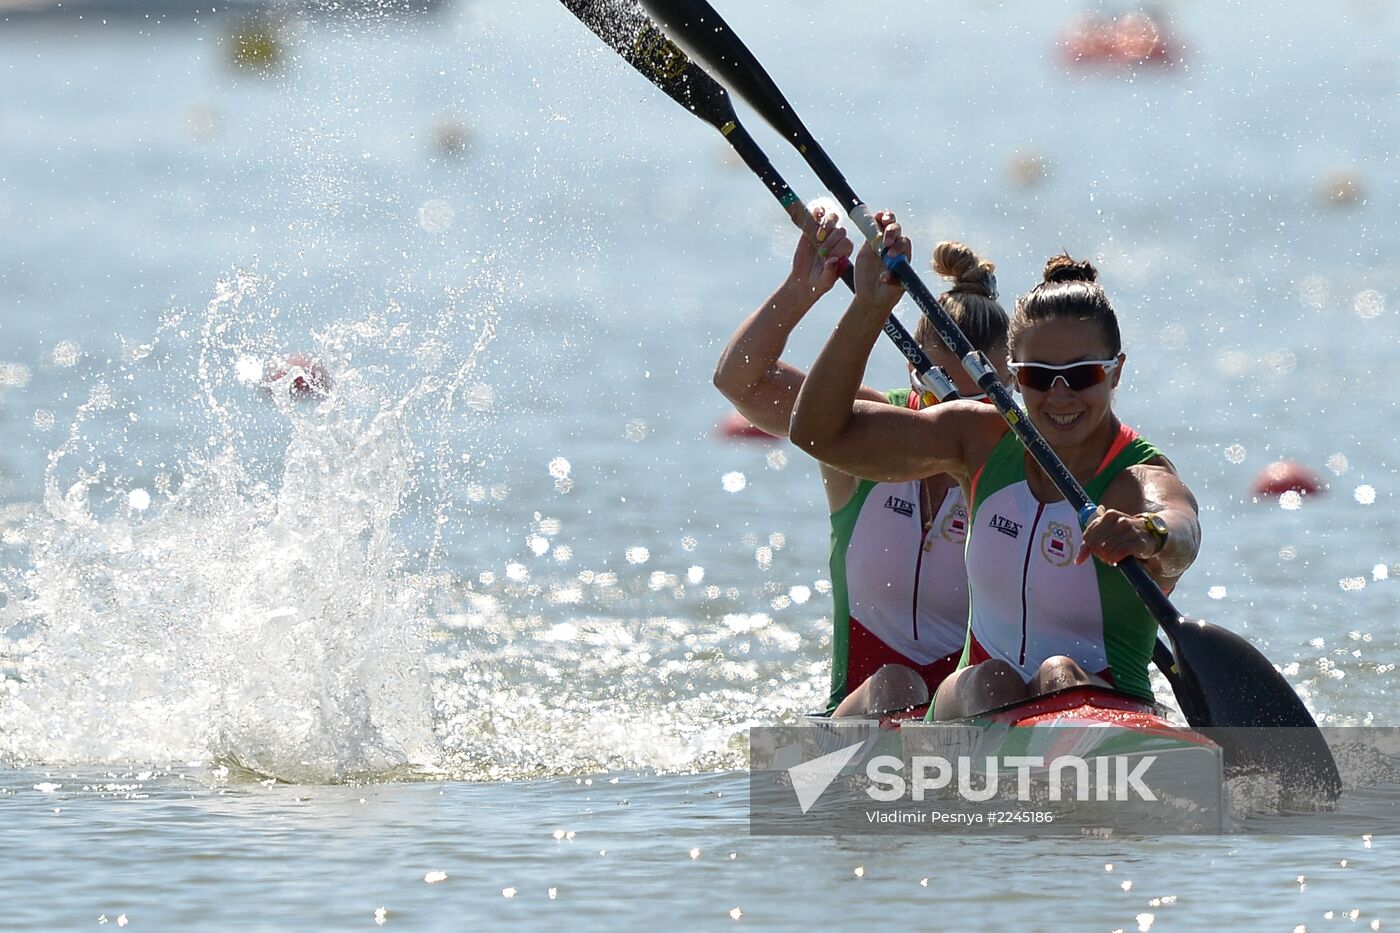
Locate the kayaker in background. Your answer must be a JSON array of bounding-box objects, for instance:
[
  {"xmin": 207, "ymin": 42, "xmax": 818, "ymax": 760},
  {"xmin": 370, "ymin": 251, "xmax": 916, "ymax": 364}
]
[
  {"xmin": 790, "ymin": 211, "xmax": 1201, "ymax": 720},
  {"xmin": 714, "ymin": 205, "xmax": 1010, "ymax": 718}
]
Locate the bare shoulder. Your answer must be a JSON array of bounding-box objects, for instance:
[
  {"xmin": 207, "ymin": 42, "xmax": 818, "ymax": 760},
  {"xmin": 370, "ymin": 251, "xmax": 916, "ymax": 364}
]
[
  {"xmin": 888, "ymin": 401, "xmax": 1010, "ymax": 483},
  {"xmin": 950, "ymin": 402, "xmax": 1012, "ymax": 476}
]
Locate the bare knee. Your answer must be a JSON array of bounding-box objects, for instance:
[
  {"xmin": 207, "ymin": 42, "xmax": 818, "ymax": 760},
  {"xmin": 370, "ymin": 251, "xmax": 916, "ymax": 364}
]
[
  {"xmin": 933, "ymin": 660, "xmax": 1027, "ymax": 720},
  {"xmin": 833, "ymin": 664, "xmax": 929, "ymax": 717},
  {"xmin": 969, "ymin": 659, "xmax": 1027, "ymax": 691},
  {"xmin": 872, "ymin": 663, "xmax": 928, "ymax": 701},
  {"xmin": 1031, "ymin": 655, "xmax": 1102, "ymax": 694}
]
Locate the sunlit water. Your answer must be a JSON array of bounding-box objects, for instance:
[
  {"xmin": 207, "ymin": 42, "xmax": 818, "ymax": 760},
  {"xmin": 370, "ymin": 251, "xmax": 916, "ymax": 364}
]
[{"xmin": 2, "ymin": 0, "xmax": 1399, "ymax": 927}]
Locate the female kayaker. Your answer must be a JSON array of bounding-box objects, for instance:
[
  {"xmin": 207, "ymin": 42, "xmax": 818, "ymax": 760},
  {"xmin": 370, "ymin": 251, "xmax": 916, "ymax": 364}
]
[
  {"xmin": 714, "ymin": 205, "xmax": 1010, "ymax": 718},
  {"xmin": 789, "ymin": 211, "xmax": 1201, "ymax": 720}
]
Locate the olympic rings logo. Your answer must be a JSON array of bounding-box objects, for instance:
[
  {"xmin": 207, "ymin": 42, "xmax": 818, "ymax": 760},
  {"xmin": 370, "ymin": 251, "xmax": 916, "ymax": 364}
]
[{"xmin": 634, "ymin": 25, "xmax": 689, "ymax": 81}]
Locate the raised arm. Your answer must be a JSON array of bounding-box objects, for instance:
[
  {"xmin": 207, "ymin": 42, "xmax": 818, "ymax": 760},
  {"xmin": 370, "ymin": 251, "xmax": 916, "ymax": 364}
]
[
  {"xmin": 790, "ymin": 212, "xmax": 986, "ymax": 482},
  {"xmin": 714, "ymin": 206, "xmax": 884, "ymax": 436}
]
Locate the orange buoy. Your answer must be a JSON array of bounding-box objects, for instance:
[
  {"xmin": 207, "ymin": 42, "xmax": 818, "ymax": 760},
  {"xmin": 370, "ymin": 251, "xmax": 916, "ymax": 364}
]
[
  {"xmin": 1252, "ymin": 460, "xmax": 1324, "ymax": 497},
  {"xmin": 264, "ymin": 352, "xmax": 333, "ymax": 401},
  {"xmin": 717, "ymin": 410, "xmax": 779, "ymax": 441},
  {"xmin": 1058, "ymin": 11, "xmax": 1182, "ymax": 71}
]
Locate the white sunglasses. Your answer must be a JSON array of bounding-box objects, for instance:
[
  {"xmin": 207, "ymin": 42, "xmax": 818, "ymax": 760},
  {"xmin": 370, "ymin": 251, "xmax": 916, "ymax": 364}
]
[{"xmin": 1008, "ymin": 358, "xmax": 1120, "ymax": 392}]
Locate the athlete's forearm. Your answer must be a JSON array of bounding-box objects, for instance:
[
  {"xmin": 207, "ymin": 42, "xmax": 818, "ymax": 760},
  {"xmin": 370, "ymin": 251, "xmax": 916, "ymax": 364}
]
[
  {"xmin": 713, "ymin": 276, "xmax": 820, "ymax": 416},
  {"xmin": 1146, "ymin": 505, "xmax": 1200, "ymax": 582},
  {"xmin": 1135, "ymin": 468, "xmax": 1201, "ymax": 584},
  {"xmin": 789, "ymin": 296, "xmax": 888, "ymax": 460}
]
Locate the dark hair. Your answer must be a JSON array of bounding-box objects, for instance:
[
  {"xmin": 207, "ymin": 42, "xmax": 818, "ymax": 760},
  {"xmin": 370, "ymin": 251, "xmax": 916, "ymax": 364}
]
[
  {"xmin": 1010, "ymin": 253, "xmax": 1122, "ymax": 356},
  {"xmin": 914, "ymin": 241, "xmax": 1009, "ymax": 354}
]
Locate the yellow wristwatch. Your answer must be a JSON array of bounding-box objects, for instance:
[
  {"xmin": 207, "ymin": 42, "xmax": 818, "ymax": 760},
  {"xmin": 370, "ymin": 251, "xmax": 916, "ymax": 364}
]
[{"xmin": 1141, "ymin": 512, "xmax": 1169, "ymax": 557}]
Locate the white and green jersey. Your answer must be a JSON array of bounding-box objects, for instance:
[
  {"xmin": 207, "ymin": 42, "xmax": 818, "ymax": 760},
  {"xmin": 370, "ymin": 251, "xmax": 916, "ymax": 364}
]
[
  {"xmin": 824, "ymin": 389, "xmax": 970, "ymax": 712},
  {"xmin": 960, "ymin": 423, "xmax": 1161, "ymax": 702}
]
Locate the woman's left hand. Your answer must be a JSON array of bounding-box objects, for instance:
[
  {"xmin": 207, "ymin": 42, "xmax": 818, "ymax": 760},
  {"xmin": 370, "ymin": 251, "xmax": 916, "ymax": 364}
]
[{"xmin": 1076, "ymin": 507, "xmax": 1159, "ymax": 566}]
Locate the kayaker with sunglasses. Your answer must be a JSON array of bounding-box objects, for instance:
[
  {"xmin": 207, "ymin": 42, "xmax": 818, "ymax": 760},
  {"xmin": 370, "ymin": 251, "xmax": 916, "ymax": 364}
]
[
  {"xmin": 714, "ymin": 205, "xmax": 1011, "ymax": 718},
  {"xmin": 790, "ymin": 212, "xmax": 1201, "ymax": 720}
]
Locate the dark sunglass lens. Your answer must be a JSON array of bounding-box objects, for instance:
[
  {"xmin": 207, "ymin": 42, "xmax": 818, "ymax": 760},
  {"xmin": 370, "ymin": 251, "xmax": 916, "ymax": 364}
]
[
  {"xmin": 1017, "ymin": 368, "xmax": 1050, "ymax": 391},
  {"xmin": 1065, "ymin": 364, "xmax": 1106, "ymax": 390},
  {"xmin": 1016, "ymin": 363, "xmax": 1106, "ymax": 391}
]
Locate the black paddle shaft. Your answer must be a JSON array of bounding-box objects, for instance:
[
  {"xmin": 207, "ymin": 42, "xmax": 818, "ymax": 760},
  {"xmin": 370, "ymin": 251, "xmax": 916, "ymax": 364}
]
[
  {"xmin": 632, "ymin": 1, "xmax": 1108, "ymax": 507},
  {"xmin": 555, "ymin": 0, "xmax": 949, "ymax": 392},
  {"xmin": 638, "ymin": 0, "xmax": 1341, "ymax": 797},
  {"xmin": 558, "ymin": 0, "xmax": 1194, "ymax": 685}
]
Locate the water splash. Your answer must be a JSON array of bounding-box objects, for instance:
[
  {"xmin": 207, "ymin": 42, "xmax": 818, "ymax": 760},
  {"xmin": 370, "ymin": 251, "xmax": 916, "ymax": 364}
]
[
  {"xmin": 0, "ymin": 265, "xmax": 821, "ymax": 783},
  {"xmin": 0, "ymin": 270, "xmax": 497, "ymax": 782}
]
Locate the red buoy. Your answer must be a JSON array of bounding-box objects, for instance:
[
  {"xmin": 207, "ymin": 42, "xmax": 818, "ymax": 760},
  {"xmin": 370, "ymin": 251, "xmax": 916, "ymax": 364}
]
[
  {"xmin": 1058, "ymin": 12, "xmax": 1182, "ymax": 71},
  {"xmin": 717, "ymin": 410, "xmax": 779, "ymax": 442},
  {"xmin": 264, "ymin": 352, "xmax": 333, "ymax": 400},
  {"xmin": 1252, "ymin": 460, "xmax": 1324, "ymax": 497}
]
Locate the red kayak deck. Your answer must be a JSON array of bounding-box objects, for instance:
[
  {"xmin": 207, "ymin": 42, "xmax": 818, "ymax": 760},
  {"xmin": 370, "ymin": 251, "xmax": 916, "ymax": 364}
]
[{"xmin": 868, "ymin": 685, "xmax": 1215, "ymax": 749}]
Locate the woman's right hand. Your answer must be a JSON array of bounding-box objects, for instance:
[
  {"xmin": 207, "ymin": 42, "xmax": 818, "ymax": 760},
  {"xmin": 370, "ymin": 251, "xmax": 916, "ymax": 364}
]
[
  {"xmin": 853, "ymin": 210, "xmax": 910, "ymax": 318},
  {"xmin": 789, "ymin": 205, "xmax": 853, "ymax": 297}
]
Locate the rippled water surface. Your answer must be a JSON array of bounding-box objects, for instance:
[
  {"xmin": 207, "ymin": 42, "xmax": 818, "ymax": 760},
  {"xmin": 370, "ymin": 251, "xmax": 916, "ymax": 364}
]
[{"xmin": 3, "ymin": 0, "xmax": 1400, "ymax": 927}]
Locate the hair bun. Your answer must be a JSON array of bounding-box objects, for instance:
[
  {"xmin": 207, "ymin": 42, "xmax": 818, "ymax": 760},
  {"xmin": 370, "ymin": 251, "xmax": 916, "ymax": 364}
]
[
  {"xmin": 1042, "ymin": 253, "xmax": 1098, "ymax": 284},
  {"xmin": 932, "ymin": 241, "xmax": 998, "ymax": 298}
]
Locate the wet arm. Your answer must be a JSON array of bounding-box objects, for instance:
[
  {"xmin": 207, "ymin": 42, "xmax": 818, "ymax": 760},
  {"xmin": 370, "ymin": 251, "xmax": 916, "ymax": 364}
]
[
  {"xmin": 714, "ymin": 209, "xmax": 874, "ymax": 435},
  {"xmin": 789, "ymin": 297, "xmax": 970, "ymax": 482},
  {"xmin": 1090, "ymin": 463, "xmax": 1202, "ymax": 588},
  {"xmin": 790, "ymin": 212, "xmax": 974, "ymax": 482},
  {"xmin": 713, "ymin": 278, "xmax": 884, "ymax": 436},
  {"xmin": 1132, "ymin": 464, "xmax": 1201, "ymax": 585}
]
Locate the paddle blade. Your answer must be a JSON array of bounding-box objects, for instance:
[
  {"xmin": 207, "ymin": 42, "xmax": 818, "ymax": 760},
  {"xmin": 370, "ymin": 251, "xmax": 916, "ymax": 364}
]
[
  {"xmin": 557, "ymin": 0, "xmax": 739, "ymax": 132},
  {"xmin": 1168, "ymin": 617, "xmax": 1341, "ymax": 800},
  {"xmin": 1151, "ymin": 637, "xmax": 1204, "ymax": 726},
  {"xmin": 638, "ymin": 0, "xmax": 812, "ymax": 149}
]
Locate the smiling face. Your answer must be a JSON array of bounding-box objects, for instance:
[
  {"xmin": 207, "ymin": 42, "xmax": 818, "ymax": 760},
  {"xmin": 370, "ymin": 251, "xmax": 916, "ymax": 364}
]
[{"xmin": 1012, "ymin": 317, "xmax": 1125, "ymax": 452}]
